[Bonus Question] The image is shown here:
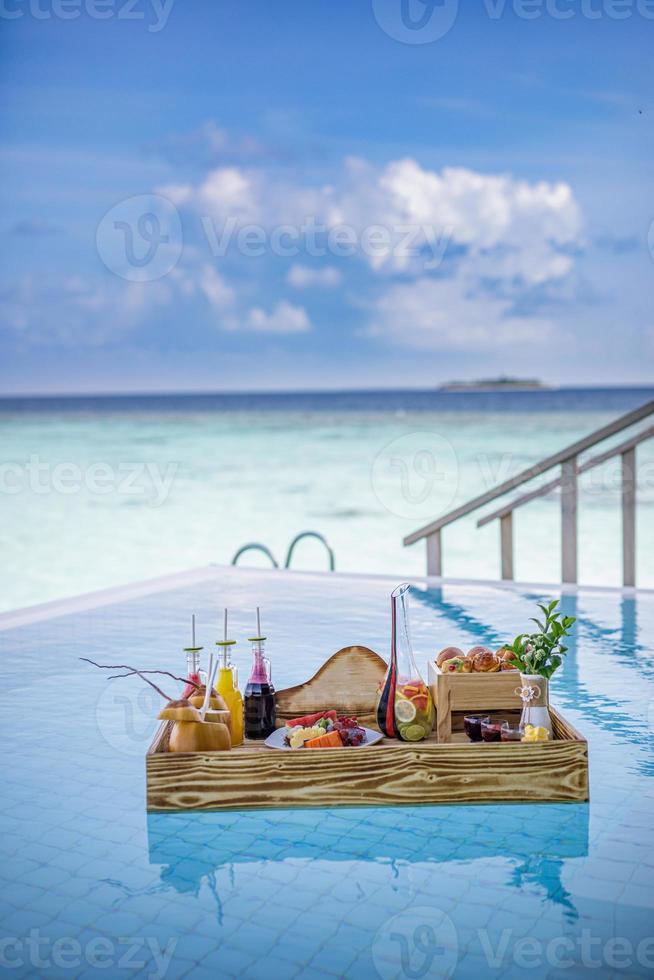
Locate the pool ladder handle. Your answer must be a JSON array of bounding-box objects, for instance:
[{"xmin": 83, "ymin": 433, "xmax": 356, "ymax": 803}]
[{"xmin": 231, "ymin": 531, "xmax": 335, "ymax": 572}]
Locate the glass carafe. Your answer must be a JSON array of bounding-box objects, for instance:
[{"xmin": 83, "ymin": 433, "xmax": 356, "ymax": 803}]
[
  {"xmin": 377, "ymin": 583, "xmax": 433, "ymax": 741},
  {"xmin": 244, "ymin": 637, "xmax": 276, "ymax": 739}
]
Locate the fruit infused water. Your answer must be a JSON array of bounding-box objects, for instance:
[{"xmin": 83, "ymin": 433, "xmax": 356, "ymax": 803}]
[
  {"xmin": 394, "ymin": 678, "xmax": 433, "ymax": 741},
  {"xmin": 377, "ymin": 583, "xmax": 434, "ymax": 741}
]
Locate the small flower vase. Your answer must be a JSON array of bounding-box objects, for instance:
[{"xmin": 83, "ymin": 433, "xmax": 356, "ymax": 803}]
[{"xmin": 516, "ymin": 673, "xmax": 552, "ymax": 737}]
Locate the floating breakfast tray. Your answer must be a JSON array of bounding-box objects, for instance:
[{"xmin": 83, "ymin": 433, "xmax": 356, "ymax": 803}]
[{"xmin": 146, "ymin": 646, "xmax": 589, "ymax": 811}]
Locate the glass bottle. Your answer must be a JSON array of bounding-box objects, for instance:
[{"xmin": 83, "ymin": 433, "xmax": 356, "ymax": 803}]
[
  {"xmin": 244, "ymin": 634, "xmax": 276, "ymax": 740},
  {"xmin": 181, "ymin": 614, "xmax": 203, "ymax": 699},
  {"xmin": 215, "ymin": 639, "xmax": 244, "ymax": 746},
  {"xmin": 377, "ymin": 584, "xmax": 433, "ymax": 742}
]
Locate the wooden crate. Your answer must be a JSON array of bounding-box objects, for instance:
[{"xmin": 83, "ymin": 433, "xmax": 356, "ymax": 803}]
[
  {"xmin": 146, "ymin": 646, "xmax": 588, "ymax": 811},
  {"xmin": 428, "ymin": 661, "xmax": 524, "ymax": 743}
]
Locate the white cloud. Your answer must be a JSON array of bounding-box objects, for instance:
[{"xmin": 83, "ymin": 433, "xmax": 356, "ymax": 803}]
[
  {"xmin": 9, "ymin": 140, "xmax": 583, "ymax": 356},
  {"xmin": 158, "ymin": 166, "xmax": 258, "ymax": 220},
  {"xmin": 245, "ymin": 301, "xmax": 311, "ymax": 334},
  {"xmin": 378, "ymin": 159, "xmax": 580, "ymax": 249},
  {"xmin": 0, "ymin": 274, "xmax": 175, "ymax": 347},
  {"xmin": 334, "ymin": 157, "xmax": 582, "ymax": 278},
  {"xmin": 157, "ymin": 183, "xmax": 193, "ymax": 206},
  {"xmin": 156, "ymin": 120, "xmax": 269, "ymax": 167},
  {"xmin": 287, "ymin": 265, "xmax": 342, "ymax": 289},
  {"xmin": 198, "ymin": 167, "xmax": 257, "ymax": 218},
  {"xmin": 165, "ymin": 155, "xmax": 581, "ymax": 287},
  {"xmin": 1, "ymin": 260, "xmax": 238, "ymax": 347},
  {"xmin": 196, "ymin": 264, "xmax": 235, "ymax": 308},
  {"xmin": 368, "ymin": 274, "xmax": 557, "ymax": 352}
]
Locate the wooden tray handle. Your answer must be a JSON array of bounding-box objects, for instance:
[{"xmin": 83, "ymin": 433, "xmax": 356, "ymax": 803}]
[{"xmin": 274, "ymin": 645, "xmax": 387, "ymax": 729}]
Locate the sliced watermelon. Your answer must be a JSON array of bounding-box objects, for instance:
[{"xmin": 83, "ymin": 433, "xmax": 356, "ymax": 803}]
[{"xmin": 286, "ymin": 709, "xmax": 337, "ymax": 729}]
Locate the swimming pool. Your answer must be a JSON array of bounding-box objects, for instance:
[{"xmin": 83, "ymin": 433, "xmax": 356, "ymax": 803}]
[{"xmin": 1, "ymin": 566, "xmax": 653, "ymax": 979}]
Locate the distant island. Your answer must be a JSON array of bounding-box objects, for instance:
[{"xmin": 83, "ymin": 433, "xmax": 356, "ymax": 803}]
[{"xmin": 439, "ymin": 377, "xmax": 548, "ymax": 392}]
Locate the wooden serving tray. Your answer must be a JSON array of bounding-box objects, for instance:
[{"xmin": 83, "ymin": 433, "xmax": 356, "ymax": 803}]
[{"xmin": 146, "ymin": 646, "xmax": 589, "ymax": 811}]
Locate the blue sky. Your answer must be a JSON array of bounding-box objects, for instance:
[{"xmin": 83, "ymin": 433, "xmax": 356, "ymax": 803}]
[{"xmin": 1, "ymin": 0, "xmax": 653, "ymax": 393}]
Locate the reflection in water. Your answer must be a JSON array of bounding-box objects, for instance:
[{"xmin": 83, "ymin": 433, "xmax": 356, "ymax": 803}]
[
  {"xmin": 158, "ymin": 859, "xmax": 225, "ymax": 925},
  {"xmin": 510, "ymin": 858, "xmax": 577, "ymax": 922},
  {"xmin": 412, "ymin": 585, "xmax": 506, "ymax": 648},
  {"xmin": 146, "ymin": 804, "xmax": 588, "ymax": 922}
]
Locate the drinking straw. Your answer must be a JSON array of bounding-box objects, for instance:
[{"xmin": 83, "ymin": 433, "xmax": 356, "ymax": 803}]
[
  {"xmin": 192, "ymin": 614, "xmax": 196, "ymax": 648},
  {"xmin": 201, "ymin": 652, "xmax": 215, "ymax": 720},
  {"xmin": 256, "ymin": 606, "xmax": 261, "ymax": 637}
]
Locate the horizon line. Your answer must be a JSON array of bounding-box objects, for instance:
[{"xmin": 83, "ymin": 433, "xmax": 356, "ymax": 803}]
[{"xmin": 1, "ymin": 382, "xmax": 654, "ymax": 401}]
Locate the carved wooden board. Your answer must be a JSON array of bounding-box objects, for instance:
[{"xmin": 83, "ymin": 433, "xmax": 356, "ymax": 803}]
[{"xmin": 274, "ymin": 645, "xmax": 387, "ymax": 728}]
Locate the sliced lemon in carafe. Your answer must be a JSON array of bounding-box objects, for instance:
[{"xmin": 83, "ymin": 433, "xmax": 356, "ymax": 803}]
[{"xmin": 395, "ymin": 699, "xmax": 417, "ymax": 723}]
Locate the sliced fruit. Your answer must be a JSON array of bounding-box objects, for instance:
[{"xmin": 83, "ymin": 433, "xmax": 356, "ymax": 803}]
[
  {"xmin": 395, "ymin": 699, "xmax": 417, "ymax": 723},
  {"xmin": 305, "ymin": 731, "xmax": 343, "ymax": 749},
  {"xmin": 401, "ymin": 724, "xmax": 428, "ymax": 742},
  {"xmin": 286, "ymin": 709, "xmax": 337, "ymax": 729}
]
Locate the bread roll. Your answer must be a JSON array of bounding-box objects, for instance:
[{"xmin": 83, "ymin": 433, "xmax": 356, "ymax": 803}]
[
  {"xmin": 467, "ymin": 645, "xmax": 491, "ymax": 661},
  {"xmin": 472, "ymin": 650, "xmax": 501, "ymax": 672},
  {"xmin": 436, "ymin": 646, "xmax": 465, "ymax": 668},
  {"xmin": 441, "ymin": 657, "xmax": 472, "ymax": 674}
]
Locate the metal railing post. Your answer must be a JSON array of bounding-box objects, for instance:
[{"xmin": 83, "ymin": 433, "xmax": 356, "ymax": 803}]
[
  {"xmin": 426, "ymin": 530, "xmax": 442, "ymax": 577},
  {"xmin": 622, "ymin": 446, "xmax": 636, "ymax": 587},
  {"xmin": 561, "ymin": 457, "xmax": 578, "ymax": 584},
  {"xmin": 500, "ymin": 512, "xmax": 514, "ymax": 580},
  {"xmin": 402, "ymin": 401, "xmax": 653, "ymax": 588}
]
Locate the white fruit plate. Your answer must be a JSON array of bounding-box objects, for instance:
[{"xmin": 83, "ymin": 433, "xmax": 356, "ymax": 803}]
[{"xmin": 263, "ymin": 726, "xmax": 384, "ymax": 750}]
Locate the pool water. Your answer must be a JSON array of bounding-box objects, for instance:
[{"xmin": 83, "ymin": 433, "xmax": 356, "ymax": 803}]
[{"xmin": 1, "ymin": 567, "xmax": 653, "ymax": 979}]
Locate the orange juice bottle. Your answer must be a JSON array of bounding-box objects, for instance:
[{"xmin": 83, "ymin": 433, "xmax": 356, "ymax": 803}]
[{"xmin": 215, "ymin": 611, "xmax": 244, "ymax": 745}]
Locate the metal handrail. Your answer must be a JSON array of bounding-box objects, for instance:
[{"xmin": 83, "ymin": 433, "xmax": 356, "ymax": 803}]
[
  {"xmin": 477, "ymin": 424, "xmax": 654, "ymax": 528},
  {"xmin": 285, "ymin": 531, "xmax": 335, "ymax": 571},
  {"xmin": 403, "ymin": 399, "xmax": 654, "ymax": 586},
  {"xmin": 231, "ymin": 543, "xmax": 279, "ymax": 568}
]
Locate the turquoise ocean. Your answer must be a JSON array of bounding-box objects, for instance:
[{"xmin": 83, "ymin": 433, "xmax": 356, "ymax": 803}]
[{"xmin": 1, "ymin": 386, "xmax": 653, "ymax": 613}]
